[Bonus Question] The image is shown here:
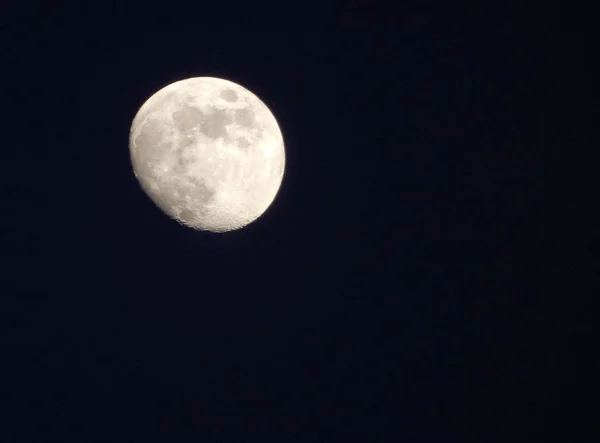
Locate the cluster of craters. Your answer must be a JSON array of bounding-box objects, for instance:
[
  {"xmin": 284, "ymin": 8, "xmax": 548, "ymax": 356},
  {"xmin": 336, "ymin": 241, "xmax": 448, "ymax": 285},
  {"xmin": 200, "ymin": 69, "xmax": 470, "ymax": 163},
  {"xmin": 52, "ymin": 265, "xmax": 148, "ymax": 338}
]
[{"xmin": 130, "ymin": 79, "xmax": 282, "ymax": 232}]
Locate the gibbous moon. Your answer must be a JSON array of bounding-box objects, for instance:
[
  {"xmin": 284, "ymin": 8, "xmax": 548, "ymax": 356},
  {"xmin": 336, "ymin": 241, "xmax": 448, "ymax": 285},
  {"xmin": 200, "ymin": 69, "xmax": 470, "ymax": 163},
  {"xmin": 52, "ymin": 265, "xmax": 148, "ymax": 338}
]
[{"xmin": 129, "ymin": 77, "xmax": 285, "ymax": 232}]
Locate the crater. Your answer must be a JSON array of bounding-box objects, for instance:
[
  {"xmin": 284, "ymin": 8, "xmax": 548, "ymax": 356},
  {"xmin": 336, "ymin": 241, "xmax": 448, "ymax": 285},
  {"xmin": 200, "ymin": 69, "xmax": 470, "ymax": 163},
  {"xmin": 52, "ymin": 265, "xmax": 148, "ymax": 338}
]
[
  {"xmin": 135, "ymin": 119, "xmax": 161, "ymax": 150},
  {"xmin": 187, "ymin": 176, "xmax": 216, "ymax": 204},
  {"xmin": 171, "ymin": 105, "xmax": 231, "ymax": 140},
  {"xmin": 220, "ymin": 89, "xmax": 238, "ymax": 102},
  {"xmin": 198, "ymin": 108, "xmax": 230, "ymax": 139},
  {"xmin": 178, "ymin": 208, "xmax": 196, "ymax": 223},
  {"xmin": 171, "ymin": 146, "xmax": 197, "ymax": 174},
  {"xmin": 236, "ymin": 137, "xmax": 251, "ymax": 151},
  {"xmin": 163, "ymin": 175, "xmax": 216, "ymax": 217},
  {"xmin": 179, "ymin": 131, "xmax": 196, "ymax": 149},
  {"xmin": 233, "ymin": 107, "xmax": 254, "ymax": 128},
  {"xmin": 134, "ymin": 119, "xmax": 174, "ymax": 177},
  {"xmin": 172, "ymin": 106, "xmax": 204, "ymax": 132},
  {"xmin": 187, "ymin": 176, "xmax": 214, "ymax": 203}
]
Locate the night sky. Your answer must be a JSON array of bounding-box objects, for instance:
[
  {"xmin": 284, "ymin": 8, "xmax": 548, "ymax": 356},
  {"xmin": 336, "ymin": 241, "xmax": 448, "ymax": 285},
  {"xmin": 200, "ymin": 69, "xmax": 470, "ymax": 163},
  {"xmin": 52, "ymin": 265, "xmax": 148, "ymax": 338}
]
[{"xmin": 2, "ymin": 1, "xmax": 590, "ymax": 441}]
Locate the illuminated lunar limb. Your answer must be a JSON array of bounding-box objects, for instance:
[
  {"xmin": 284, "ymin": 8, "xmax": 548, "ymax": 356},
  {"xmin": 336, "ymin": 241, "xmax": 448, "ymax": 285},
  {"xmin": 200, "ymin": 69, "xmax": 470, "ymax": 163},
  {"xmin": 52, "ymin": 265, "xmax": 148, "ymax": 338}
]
[{"xmin": 129, "ymin": 77, "xmax": 285, "ymax": 232}]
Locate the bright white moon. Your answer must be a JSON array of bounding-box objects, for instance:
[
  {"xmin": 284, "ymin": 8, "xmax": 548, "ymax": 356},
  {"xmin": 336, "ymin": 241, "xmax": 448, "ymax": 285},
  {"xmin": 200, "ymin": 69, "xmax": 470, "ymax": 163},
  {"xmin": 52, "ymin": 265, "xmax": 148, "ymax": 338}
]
[{"xmin": 129, "ymin": 77, "xmax": 285, "ymax": 232}]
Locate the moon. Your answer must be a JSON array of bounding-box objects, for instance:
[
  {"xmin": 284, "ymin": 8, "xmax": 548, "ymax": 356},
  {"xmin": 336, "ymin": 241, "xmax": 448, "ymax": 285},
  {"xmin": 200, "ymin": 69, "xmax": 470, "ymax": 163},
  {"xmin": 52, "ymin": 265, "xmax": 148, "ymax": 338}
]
[{"xmin": 129, "ymin": 77, "xmax": 285, "ymax": 232}]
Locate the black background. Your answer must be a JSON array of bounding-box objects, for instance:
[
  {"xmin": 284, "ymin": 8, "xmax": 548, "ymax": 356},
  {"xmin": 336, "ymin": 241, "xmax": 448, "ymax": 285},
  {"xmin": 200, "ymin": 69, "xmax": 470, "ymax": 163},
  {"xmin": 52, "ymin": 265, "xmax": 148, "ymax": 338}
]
[{"xmin": 1, "ymin": 1, "xmax": 593, "ymax": 441}]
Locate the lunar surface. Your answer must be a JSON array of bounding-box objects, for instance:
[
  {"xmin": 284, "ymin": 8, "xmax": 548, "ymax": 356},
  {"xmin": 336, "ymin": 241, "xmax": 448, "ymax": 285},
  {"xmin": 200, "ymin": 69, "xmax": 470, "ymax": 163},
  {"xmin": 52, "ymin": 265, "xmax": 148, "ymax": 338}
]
[{"xmin": 129, "ymin": 77, "xmax": 285, "ymax": 232}]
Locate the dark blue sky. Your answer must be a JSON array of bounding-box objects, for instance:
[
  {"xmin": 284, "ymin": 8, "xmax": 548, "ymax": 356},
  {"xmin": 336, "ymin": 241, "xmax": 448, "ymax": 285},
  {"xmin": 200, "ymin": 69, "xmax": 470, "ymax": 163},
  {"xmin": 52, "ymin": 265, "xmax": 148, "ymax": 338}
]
[{"xmin": 2, "ymin": 1, "xmax": 589, "ymax": 441}]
